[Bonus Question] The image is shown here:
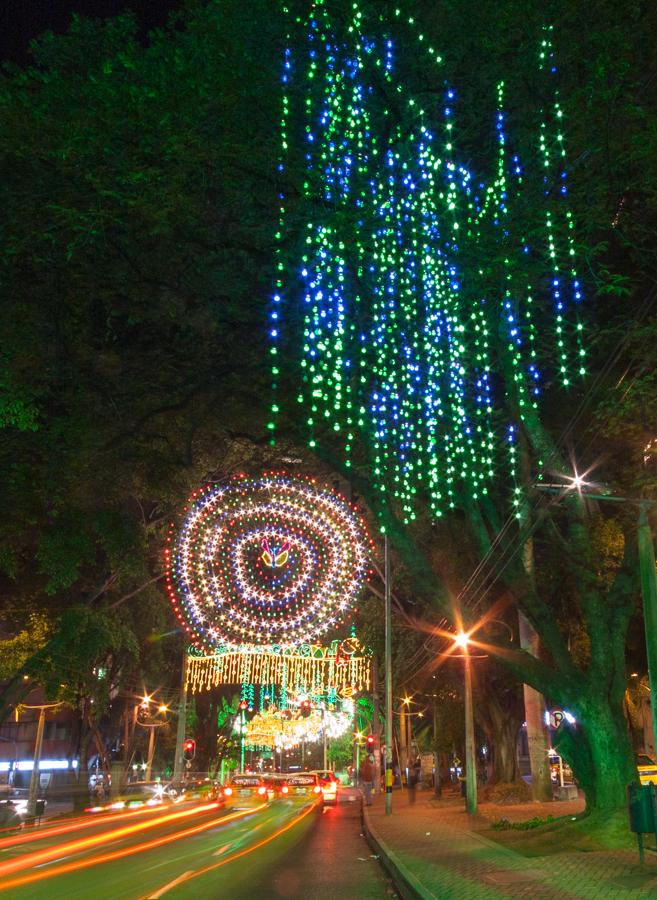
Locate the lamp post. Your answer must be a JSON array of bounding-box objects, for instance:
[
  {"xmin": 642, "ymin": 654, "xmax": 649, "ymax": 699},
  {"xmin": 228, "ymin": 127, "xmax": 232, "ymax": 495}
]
[
  {"xmin": 20, "ymin": 701, "xmax": 63, "ymax": 819},
  {"xmin": 136, "ymin": 695, "xmax": 168, "ymax": 782},
  {"xmin": 173, "ymin": 650, "xmax": 189, "ymax": 789},
  {"xmin": 384, "ymin": 534, "xmax": 393, "ymax": 815},
  {"xmin": 453, "ymin": 632, "xmax": 477, "ymax": 814}
]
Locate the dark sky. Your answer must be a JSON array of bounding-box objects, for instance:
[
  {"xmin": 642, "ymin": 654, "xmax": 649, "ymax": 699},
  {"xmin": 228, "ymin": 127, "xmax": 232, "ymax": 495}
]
[{"xmin": 0, "ymin": 0, "xmax": 183, "ymax": 63}]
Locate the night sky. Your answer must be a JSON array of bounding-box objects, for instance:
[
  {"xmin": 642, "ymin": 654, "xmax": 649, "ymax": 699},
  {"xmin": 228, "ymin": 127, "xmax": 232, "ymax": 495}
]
[{"xmin": 0, "ymin": 0, "xmax": 182, "ymax": 63}]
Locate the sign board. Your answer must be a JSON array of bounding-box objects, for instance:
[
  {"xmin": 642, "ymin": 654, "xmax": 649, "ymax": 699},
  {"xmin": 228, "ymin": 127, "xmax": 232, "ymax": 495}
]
[
  {"xmin": 39, "ymin": 773, "xmax": 52, "ymax": 790},
  {"xmin": 549, "ymin": 710, "xmax": 565, "ymax": 729},
  {"xmin": 420, "ymin": 752, "xmax": 435, "ymax": 778}
]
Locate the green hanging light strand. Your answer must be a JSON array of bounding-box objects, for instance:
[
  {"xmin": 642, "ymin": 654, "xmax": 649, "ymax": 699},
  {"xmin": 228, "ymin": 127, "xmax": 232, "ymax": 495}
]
[{"xmin": 271, "ymin": 2, "xmax": 587, "ymax": 520}]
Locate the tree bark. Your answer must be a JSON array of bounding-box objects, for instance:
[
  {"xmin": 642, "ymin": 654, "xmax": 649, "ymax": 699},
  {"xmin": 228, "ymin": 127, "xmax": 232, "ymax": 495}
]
[
  {"xmin": 519, "ymin": 614, "xmax": 553, "ymax": 801},
  {"xmin": 556, "ymin": 693, "xmax": 636, "ymax": 811}
]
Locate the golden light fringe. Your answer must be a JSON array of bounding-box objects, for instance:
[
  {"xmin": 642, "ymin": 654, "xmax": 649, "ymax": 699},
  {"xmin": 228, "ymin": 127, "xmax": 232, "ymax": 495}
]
[{"xmin": 186, "ymin": 651, "xmax": 371, "ymax": 695}]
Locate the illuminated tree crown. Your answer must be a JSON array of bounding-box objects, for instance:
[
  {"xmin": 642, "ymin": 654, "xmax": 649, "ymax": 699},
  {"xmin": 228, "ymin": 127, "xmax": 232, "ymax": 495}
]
[{"xmin": 270, "ymin": 1, "xmax": 585, "ymax": 521}]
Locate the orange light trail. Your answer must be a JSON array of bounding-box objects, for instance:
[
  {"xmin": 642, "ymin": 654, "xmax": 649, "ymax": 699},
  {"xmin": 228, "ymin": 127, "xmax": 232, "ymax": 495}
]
[
  {"xmin": 144, "ymin": 800, "xmax": 318, "ymax": 896},
  {"xmin": 0, "ymin": 803, "xmax": 265, "ymax": 892},
  {"xmin": 0, "ymin": 802, "xmax": 169, "ymax": 850},
  {"xmin": 0, "ymin": 801, "xmax": 222, "ymax": 880}
]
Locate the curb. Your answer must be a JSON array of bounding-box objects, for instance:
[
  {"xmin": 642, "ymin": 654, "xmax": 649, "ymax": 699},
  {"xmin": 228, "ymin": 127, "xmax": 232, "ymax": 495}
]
[{"xmin": 361, "ymin": 804, "xmax": 434, "ymax": 900}]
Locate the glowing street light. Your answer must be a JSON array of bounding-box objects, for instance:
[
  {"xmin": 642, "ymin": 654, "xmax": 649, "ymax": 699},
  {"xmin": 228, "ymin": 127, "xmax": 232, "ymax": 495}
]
[{"xmin": 453, "ymin": 630, "xmax": 477, "ymax": 814}]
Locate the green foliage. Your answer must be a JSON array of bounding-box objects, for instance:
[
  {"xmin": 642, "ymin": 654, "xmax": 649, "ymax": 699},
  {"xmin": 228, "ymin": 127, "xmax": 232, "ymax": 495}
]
[
  {"xmin": 491, "ymin": 815, "xmax": 557, "ymax": 831},
  {"xmin": 327, "ymin": 732, "xmax": 353, "ymax": 770},
  {"xmin": 0, "ymin": 614, "xmax": 52, "ymax": 681}
]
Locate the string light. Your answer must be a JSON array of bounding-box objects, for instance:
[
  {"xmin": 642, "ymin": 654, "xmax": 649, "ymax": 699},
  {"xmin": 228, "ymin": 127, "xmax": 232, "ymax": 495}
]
[
  {"xmin": 185, "ymin": 639, "xmax": 371, "ymax": 695},
  {"xmin": 271, "ymin": 3, "xmax": 586, "ymax": 520},
  {"xmin": 165, "ymin": 473, "xmax": 372, "ymax": 650}
]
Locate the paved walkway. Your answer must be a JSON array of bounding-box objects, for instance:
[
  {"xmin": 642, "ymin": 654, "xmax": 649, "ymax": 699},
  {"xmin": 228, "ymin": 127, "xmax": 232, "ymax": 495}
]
[{"xmin": 363, "ymin": 790, "xmax": 657, "ymax": 899}]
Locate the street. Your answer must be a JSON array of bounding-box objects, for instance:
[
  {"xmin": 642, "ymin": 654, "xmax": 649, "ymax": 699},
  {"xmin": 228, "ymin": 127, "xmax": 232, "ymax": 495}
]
[{"xmin": 0, "ymin": 788, "xmax": 396, "ymax": 899}]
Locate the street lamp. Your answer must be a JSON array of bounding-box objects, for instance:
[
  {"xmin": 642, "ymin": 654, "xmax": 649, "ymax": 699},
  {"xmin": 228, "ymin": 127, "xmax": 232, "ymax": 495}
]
[
  {"xmin": 136, "ymin": 694, "xmax": 168, "ymax": 782},
  {"xmin": 452, "ymin": 632, "xmax": 478, "ymax": 814}
]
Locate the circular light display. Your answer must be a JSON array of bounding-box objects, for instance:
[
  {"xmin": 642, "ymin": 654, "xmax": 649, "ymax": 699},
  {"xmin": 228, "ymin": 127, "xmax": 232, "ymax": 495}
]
[{"xmin": 166, "ymin": 473, "xmax": 371, "ymax": 650}]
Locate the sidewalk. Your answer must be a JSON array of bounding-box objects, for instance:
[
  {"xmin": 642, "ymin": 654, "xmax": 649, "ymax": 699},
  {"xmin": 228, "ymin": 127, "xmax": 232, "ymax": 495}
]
[{"xmin": 363, "ymin": 790, "xmax": 657, "ymax": 899}]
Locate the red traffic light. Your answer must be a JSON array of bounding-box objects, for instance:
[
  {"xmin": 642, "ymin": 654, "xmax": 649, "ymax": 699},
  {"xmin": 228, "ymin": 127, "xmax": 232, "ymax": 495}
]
[
  {"xmin": 366, "ymin": 735, "xmax": 375, "ymax": 746},
  {"xmin": 183, "ymin": 739, "xmax": 196, "ymax": 761}
]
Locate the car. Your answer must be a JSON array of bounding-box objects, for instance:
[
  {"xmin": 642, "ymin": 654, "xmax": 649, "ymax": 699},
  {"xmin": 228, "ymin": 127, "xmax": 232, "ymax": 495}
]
[
  {"xmin": 276, "ymin": 772, "xmax": 324, "ymax": 802},
  {"xmin": 0, "ymin": 797, "xmax": 28, "ymax": 827},
  {"xmin": 115, "ymin": 781, "xmax": 178, "ymax": 809},
  {"xmin": 637, "ymin": 754, "xmax": 657, "ymax": 786},
  {"xmin": 309, "ymin": 770, "xmax": 339, "ymax": 804},
  {"xmin": 222, "ymin": 774, "xmax": 271, "ymax": 804}
]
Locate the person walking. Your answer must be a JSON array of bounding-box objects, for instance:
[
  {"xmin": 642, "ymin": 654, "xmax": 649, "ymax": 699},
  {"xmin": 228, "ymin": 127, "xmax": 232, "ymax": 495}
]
[
  {"xmin": 360, "ymin": 754, "xmax": 375, "ymax": 806},
  {"xmin": 408, "ymin": 755, "xmax": 421, "ymax": 804}
]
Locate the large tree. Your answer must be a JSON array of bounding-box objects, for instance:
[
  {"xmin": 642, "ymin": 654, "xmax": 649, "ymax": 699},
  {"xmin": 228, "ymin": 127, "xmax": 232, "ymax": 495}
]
[{"xmin": 269, "ymin": 0, "xmax": 657, "ymax": 816}]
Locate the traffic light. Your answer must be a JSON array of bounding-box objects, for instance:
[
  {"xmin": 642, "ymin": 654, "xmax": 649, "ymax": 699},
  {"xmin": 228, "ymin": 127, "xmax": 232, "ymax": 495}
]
[
  {"xmin": 183, "ymin": 739, "xmax": 196, "ymax": 761},
  {"xmin": 300, "ymin": 699, "xmax": 311, "ymax": 717},
  {"xmin": 366, "ymin": 735, "xmax": 375, "ymax": 749}
]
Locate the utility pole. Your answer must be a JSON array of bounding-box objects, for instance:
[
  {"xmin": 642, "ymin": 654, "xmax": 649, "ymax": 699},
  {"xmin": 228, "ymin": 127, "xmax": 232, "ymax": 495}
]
[
  {"xmin": 371, "ymin": 656, "xmax": 381, "ymax": 793},
  {"xmin": 638, "ymin": 505, "xmax": 657, "ymax": 760},
  {"xmin": 240, "ymin": 706, "xmax": 246, "ymax": 773},
  {"xmin": 145, "ymin": 726, "xmax": 156, "ymax": 782},
  {"xmin": 27, "ymin": 707, "xmax": 46, "ymax": 819},
  {"xmin": 463, "ymin": 650, "xmax": 477, "ymax": 814},
  {"xmin": 384, "ymin": 535, "xmax": 393, "ymax": 815},
  {"xmin": 173, "ymin": 651, "xmax": 188, "ymax": 788}
]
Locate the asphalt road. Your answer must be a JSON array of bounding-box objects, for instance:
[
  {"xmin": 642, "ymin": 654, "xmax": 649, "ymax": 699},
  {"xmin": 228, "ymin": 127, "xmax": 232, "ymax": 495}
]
[{"xmin": 0, "ymin": 788, "xmax": 397, "ymax": 899}]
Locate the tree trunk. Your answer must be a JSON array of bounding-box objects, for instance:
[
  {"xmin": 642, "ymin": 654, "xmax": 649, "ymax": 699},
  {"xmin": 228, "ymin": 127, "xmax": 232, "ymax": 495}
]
[
  {"xmin": 556, "ymin": 692, "xmax": 636, "ymax": 812},
  {"xmin": 492, "ymin": 717, "xmax": 521, "ymax": 783}
]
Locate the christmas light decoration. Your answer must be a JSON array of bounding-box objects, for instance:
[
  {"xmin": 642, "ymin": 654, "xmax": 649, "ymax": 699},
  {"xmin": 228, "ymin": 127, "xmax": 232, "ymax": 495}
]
[
  {"xmin": 270, "ymin": 3, "xmax": 586, "ymax": 521},
  {"xmin": 166, "ymin": 473, "xmax": 372, "ymax": 650},
  {"xmin": 184, "ymin": 638, "xmax": 372, "ymax": 695},
  {"xmin": 244, "ymin": 700, "xmax": 354, "ymax": 751}
]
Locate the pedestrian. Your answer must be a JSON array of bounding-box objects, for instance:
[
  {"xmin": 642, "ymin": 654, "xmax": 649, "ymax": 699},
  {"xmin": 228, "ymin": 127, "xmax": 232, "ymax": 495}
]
[
  {"xmin": 360, "ymin": 754, "xmax": 375, "ymax": 806},
  {"xmin": 408, "ymin": 756, "xmax": 421, "ymax": 804}
]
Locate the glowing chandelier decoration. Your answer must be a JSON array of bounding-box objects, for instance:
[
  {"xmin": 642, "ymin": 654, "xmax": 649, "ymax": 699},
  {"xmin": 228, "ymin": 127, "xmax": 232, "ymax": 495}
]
[
  {"xmin": 165, "ymin": 473, "xmax": 373, "ymax": 695},
  {"xmin": 269, "ymin": 3, "xmax": 586, "ymax": 522},
  {"xmin": 244, "ymin": 702, "xmax": 354, "ymax": 751}
]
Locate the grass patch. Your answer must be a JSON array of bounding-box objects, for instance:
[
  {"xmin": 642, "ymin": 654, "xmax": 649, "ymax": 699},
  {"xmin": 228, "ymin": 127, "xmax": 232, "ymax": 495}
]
[
  {"xmin": 491, "ymin": 815, "xmax": 558, "ymax": 831},
  {"xmin": 479, "ymin": 809, "xmax": 636, "ymax": 856}
]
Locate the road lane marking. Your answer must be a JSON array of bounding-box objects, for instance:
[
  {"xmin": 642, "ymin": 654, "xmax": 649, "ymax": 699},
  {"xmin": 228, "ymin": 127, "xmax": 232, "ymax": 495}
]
[{"xmin": 147, "ymin": 870, "xmax": 195, "ymax": 898}]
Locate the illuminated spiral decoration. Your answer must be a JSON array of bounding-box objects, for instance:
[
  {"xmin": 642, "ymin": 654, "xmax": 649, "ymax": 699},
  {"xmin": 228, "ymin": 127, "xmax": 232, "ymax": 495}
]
[{"xmin": 165, "ymin": 473, "xmax": 372, "ymax": 650}]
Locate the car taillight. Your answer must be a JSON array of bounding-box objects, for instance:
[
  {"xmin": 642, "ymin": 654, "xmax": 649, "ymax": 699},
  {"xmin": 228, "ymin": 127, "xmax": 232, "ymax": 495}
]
[
  {"xmin": 313, "ymin": 785, "xmax": 322, "ymax": 794},
  {"xmin": 223, "ymin": 787, "xmax": 233, "ymax": 796},
  {"xmin": 258, "ymin": 786, "xmax": 267, "ymax": 795},
  {"xmin": 281, "ymin": 785, "xmax": 289, "ymax": 794}
]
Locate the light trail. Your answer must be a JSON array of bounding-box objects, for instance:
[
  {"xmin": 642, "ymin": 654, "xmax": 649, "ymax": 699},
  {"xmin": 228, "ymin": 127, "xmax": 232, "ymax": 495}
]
[
  {"xmin": 0, "ymin": 804, "xmax": 266, "ymax": 891},
  {"xmin": 0, "ymin": 802, "xmax": 170, "ymax": 850},
  {"xmin": 0, "ymin": 802, "xmax": 222, "ymax": 879},
  {"xmin": 143, "ymin": 800, "xmax": 318, "ymax": 897}
]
